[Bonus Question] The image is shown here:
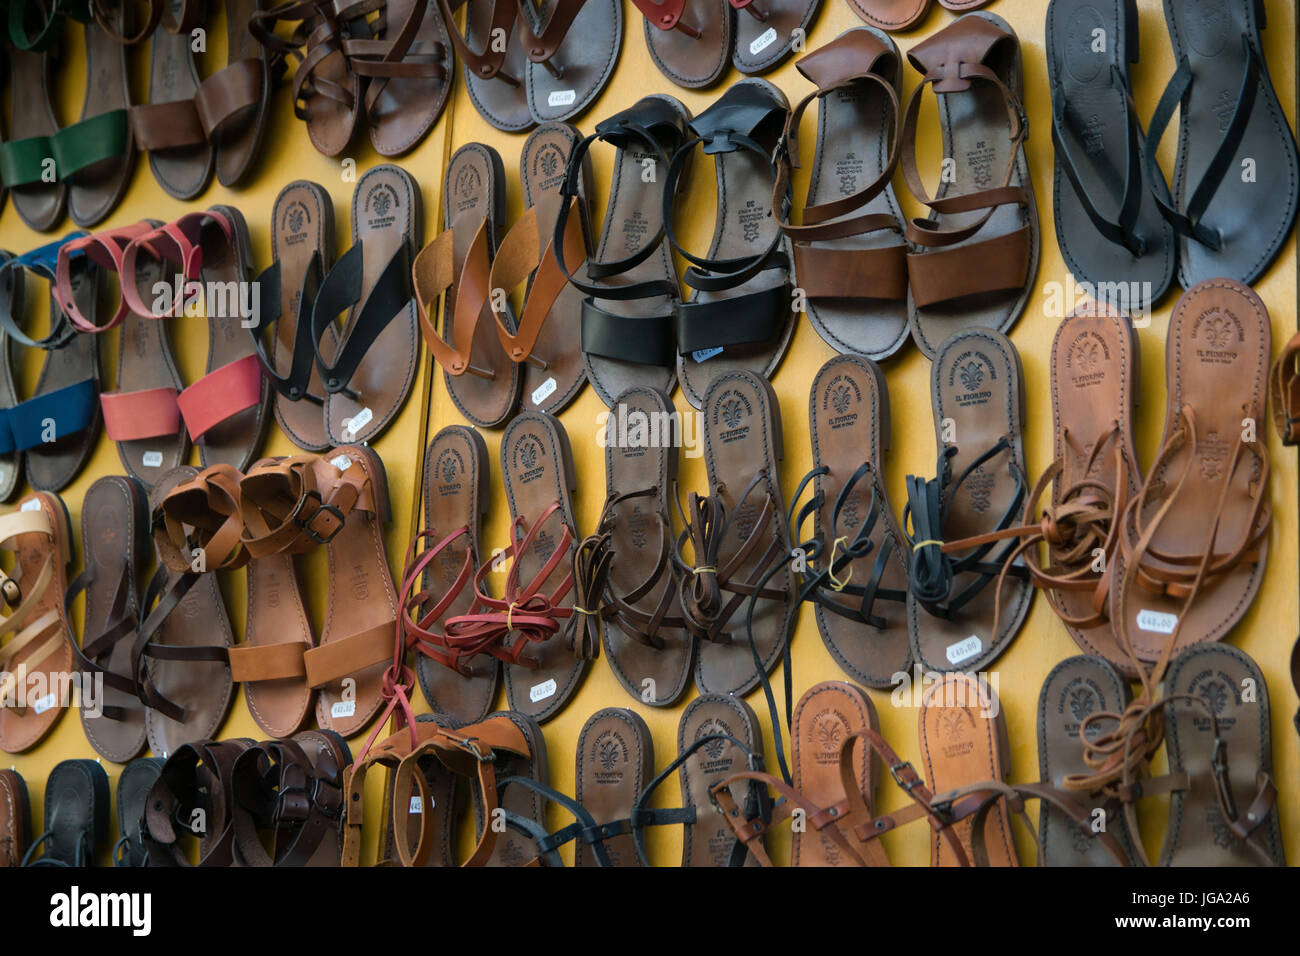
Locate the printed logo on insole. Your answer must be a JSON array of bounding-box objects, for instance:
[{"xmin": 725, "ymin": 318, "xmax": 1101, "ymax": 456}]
[
  {"xmin": 834, "ymin": 151, "xmax": 863, "ymax": 198},
  {"xmin": 1057, "ymin": 676, "xmax": 1108, "ymax": 740},
  {"xmin": 694, "ymin": 716, "xmax": 737, "ymax": 773},
  {"xmin": 821, "ymin": 373, "xmax": 861, "ymax": 430},
  {"xmin": 947, "ymin": 349, "xmax": 996, "ymax": 408},
  {"xmin": 364, "ymin": 182, "xmax": 400, "ymax": 230},
  {"xmin": 434, "ymin": 446, "xmax": 467, "ymax": 496},
  {"xmin": 282, "ymin": 200, "xmax": 312, "ymax": 246},
  {"xmin": 936, "ymin": 706, "xmax": 976, "ymax": 760},
  {"xmin": 1185, "ymin": 668, "xmax": 1239, "ymax": 734},
  {"xmin": 453, "ymin": 164, "xmax": 482, "ymax": 215},
  {"xmin": 592, "ymin": 728, "xmax": 630, "ymax": 784},
  {"xmin": 513, "ymin": 434, "xmax": 547, "ymax": 484},
  {"xmin": 807, "ymin": 707, "xmax": 849, "ymax": 766},
  {"xmin": 1192, "ymin": 307, "xmax": 1243, "ymax": 364},
  {"xmin": 531, "ymin": 142, "xmax": 568, "ymax": 191},
  {"xmin": 711, "ymin": 388, "xmax": 753, "ymax": 443},
  {"xmin": 1067, "ymin": 329, "xmax": 1111, "ymax": 388}
]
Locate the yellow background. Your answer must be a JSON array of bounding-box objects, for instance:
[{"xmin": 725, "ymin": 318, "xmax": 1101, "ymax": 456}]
[{"xmin": 2, "ymin": 0, "xmax": 1296, "ymax": 867}]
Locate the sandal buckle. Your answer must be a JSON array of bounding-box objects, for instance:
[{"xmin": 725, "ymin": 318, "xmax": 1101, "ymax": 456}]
[
  {"xmin": 292, "ymin": 489, "xmax": 346, "ymax": 544},
  {"xmin": 889, "ymin": 760, "xmax": 921, "ymax": 793}
]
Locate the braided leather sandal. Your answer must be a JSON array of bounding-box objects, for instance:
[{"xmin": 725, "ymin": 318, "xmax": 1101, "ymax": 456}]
[{"xmin": 140, "ymin": 738, "xmax": 255, "ymax": 866}]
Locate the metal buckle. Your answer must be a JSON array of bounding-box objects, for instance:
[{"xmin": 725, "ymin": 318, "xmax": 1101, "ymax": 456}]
[
  {"xmin": 889, "ymin": 760, "xmax": 920, "ymax": 793},
  {"xmin": 929, "ymin": 797, "xmax": 954, "ymax": 825},
  {"xmin": 291, "ymin": 489, "xmax": 345, "ymax": 544},
  {"xmin": 452, "ymin": 735, "xmax": 496, "ymax": 763}
]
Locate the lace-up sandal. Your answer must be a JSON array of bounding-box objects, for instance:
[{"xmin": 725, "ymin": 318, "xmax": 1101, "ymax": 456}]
[
  {"xmin": 140, "ymin": 738, "xmax": 255, "ymax": 866},
  {"xmin": 1046, "ymin": 0, "xmax": 1174, "ymax": 310},
  {"xmin": 0, "ymin": 491, "xmax": 75, "ymax": 754},
  {"xmin": 776, "ymin": 27, "xmax": 909, "ymax": 360},
  {"xmin": 635, "ymin": 0, "xmax": 731, "ymax": 89},
  {"xmin": 436, "ymin": 0, "xmax": 533, "ymax": 131},
  {"xmin": 666, "ymin": 80, "xmax": 795, "ymax": 409},
  {"xmin": 1110, "ymin": 279, "xmax": 1270, "ymax": 668},
  {"xmin": 903, "ymin": 328, "xmax": 1032, "ymax": 674},
  {"xmin": 552, "ymin": 95, "xmax": 690, "ymax": 406},
  {"xmin": 900, "ymin": 13, "xmax": 1039, "ymax": 359},
  {"xmin": 629, "ymin": 692, "xmax": 767, "ymax": 867},
  {"xmin": 730, "ymin": 0, "xmax": 821, "ymax": 75},
  {"xmin": 487, "ymin": 122, "xmax": 591, "ymax": 414},
  {"xmin": 2, "ymin": 42, "xmax": 65, "ymax": 229},
  {"xmin": 572, "ymin": 707, "xmax": 652, "ymax": 866},
  {"xmin": 918, "ymin": 672, "xmax": 1015, "ymax": 866},
  {"xmin": 0, "ymin": 237, "xmax": 102, "ymax": 493},
  {"xmin": 21, "ymin": 759, "xmax": 109, "ymax": 866},
  {"xmin": 0, "ymin": 768, "xmax": 29, "ymax": 866},
  {"xmin": 403, "ymin": 425, "xmax": 496, "ymax": 722},
  {"xmin": 113, "ymin": 757, "xmax": 164, "ymax": 866},
  {"xmin": 1146, "ymin": 0, "xmax": 1298, "ymax": 288},
  {"xmin": 581, "ymin": 387, "xmax": 691, "ymax": 707},
  {"xmin": 516, "ymin": 0, "xmax": 621, "ymax": 125},
  {"xmin": 251, "ymin": 180, "xmax": 336, "ymax": 452},
  {"xmin": 415, "ymin": 143, "xmax": 521, "ymax": 428}
]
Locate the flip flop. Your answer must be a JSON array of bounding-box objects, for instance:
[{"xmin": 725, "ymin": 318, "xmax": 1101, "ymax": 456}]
[
  {"xmin": 0, "ymin": 768, "xmax": 29, "ymax": 866},
  {"xmin": 415, "ymin": 143, "xmax": 521, "ymax": 428},
  {"xmin": 573, "ymin": 707, "xmax": 653, "ymax": 867},
  {"xmin": 1146, "ymin": 0, "xmax": 1299, "ymax": 288},
  {"xmin": 439, "ymin": 0, "xmax": 534, "ymax": 132},
  {"xmin": 635, "ymin": 0, "xmax": 732, "ymax": 89},
  {"xmin": 20, "ymin": 759, "xmax": 109, "ymax": 867},
  {"xmin": 312, "ymin": 163, "xmax": 422, "ymax": 445},
  {"xmin": 518, "ymin": 0, "xmax": 622, "ymax": 126},
  {"xmin": 900, "ymin": 12, "xmax": 1040, "ymax": 359},
  {"xmin": 2, "ymin": 46, "xmax": 65, "ymax": 230},
  {"xmin": 777, "ymin": 27, "xmax": 910, "ymax": 360},
  {"xmin": 1046, "ymin": 0, "xmax": 1175, "ymax": 311},
  {"xmin": 730, "ymin": 0, "xmax": 822, "ymax": 75},
  {"xmin": 112, "ymin": 757, "xmax": 164, "ymax": 867},
  {"xmin": 667, "ymin": 79, "xmax": 795, "ymax": 410}
]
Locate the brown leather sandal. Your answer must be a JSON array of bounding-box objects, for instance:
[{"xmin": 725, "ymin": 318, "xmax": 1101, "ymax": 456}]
[
  {"xmin": 415, "ymin": 142, "xmax": 522, "ymax": 428},
  {"xmin": 573, "ymin": 707, "xmax": 653, "ymax": 867},
  {"xmin": 383, "ymin": 712, "xmax": 465, "ymax": 867},
  {"xmin": 517, "ymin": 0, "xmax": 622, "ymax": 126},
  {"xmin": 140, "ymin": 738, "xmax": 254, "ymax": 865},
  {"xmin": 0, "ymin": 768, "xmax": 29, "ymax": 866},
  {"xmin": 730, "ymin": 0, "xmax": 822, "ymax": 75},
  {"xmin": 357, "ymin": 0, "xmax": 455, "ymax": 156},
  {"xmin": 900, "ymin": 12, "xmax": 1039, "ymax": 359},
  {"xmin": 635, "ymin": 0, "xmax": 732, "ymax": 89},
  {"xmin": 5, "ymin": 46, "xmax": 65, "ymax": 230},
  {"xmin": 438, "ymin": 0, "xmax": 533, "ymax": 132},
  {"xmin": 846, "ymin": 0, "xmax": 930, "ymax": 31}
]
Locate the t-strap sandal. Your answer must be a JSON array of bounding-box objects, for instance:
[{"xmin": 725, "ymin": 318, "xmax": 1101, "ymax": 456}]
[
  {"xmin": 729, "ymin": 0, "xmax": 821, "ymax": 76},
  {"xmin": 635, "ymin": 0, "xmax": 732, "ymax": 89},
  {"xmin": 666, "ymin": 79, "xmax": 795, "ymax": 409},
  {"xmin": 900, "ymin": 12, "xmax": 1040, "ymax": 359},
  {"xmin": 551, "ymin": 95, "xmax": 691, "ymax": 406},
  {"xmin": 0, "ymin": 769, "xmax": 30, "ymax": 866},
  {"xmin": 312, "ymin": 163, "xmax": 422, "ymax": 445},
  {"xmin": 776, "ymin": 27, "xmax": 910, "ymax": 360},
  {"xmin": 487, "ymin": 122, "xmax": 592, "ymax": 414},
  {"xmin": 1145, "ymin": 0, "xmax": 1298, "ymax": 288},
  {"xmin": 676, "ymin": 370, "xmax": 791, "ymax": 697},
  {"xmin": 402, "ymin": 424, "xmax": 496, "ymax": 723},
  {"xmin": 251, "ymin": 180, "xmax": 337, "ymax": 452},
  {"xmin": 580, "ymin": 386, "xmax": 691, "ymax": 707},
  {"xmin": 515, "ymin": 0, "xmax": 622, "ymax": 126},
  {"xmin": 20, "ymin": 759, "xmax": 109, "ymax": 867},
  {"xmin": 1, "ymin": 42, "xmax": 65, "ymax": 230},
  {"xmin": 903, "ymin": 328, "xmax": 1032, "ymax": 674},
  {"xmin": 141, "ymin": 738, "xmax": 255, "ymax": 866},
  {"xmin": 0, "ymin": 491, "xmax": 75, "ymax": 754},
  {"xmin": 630, "ymin": 692, "xmax": 768, "ymax": 867},
  {"xmin": 436, "ymin": 0, "xmax": 533, "ymax": 132},
  {"xmin": 573, "ymin": 707, "xmax": 653, "ymax": 866},
  {"xmin": 113, "ymin": 756, "xmax": 165, "ymax": 867},
  {"xmin": 1046, "ymin": 0, "xmax": 1175, "ymax": 310},
  {"xmin": 414, "ymin": 143, "xmax": 521, "ymax": 428}
]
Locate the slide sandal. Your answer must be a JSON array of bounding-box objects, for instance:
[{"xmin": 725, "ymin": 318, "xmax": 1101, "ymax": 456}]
[
  {"xmin": 213, "ymin": 0, "xmax": 275, "ymax": 185},
  {"xmin": 2, "ymin": 43, "xmax": 65, "ymax": 230},
  {"xmin": 730, "ymin": 0, "xmax": 822, "ymax": 75},
  {"xmin": 0, "ymin": 254, "xmax": 22, "ymax": 502},
  {"xmin": 636, "ymin": 0, "xmax": 732, "ymax": 89}
]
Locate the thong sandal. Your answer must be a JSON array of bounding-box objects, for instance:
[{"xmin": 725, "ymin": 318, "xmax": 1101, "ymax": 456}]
[
  {"xmin": 730, "ymin": 0, "xmax": 822, "ymax": 76},
  {"xmin": 435, "ymin": 0, "xmax": 532, "ymax": 132},
  {"xmin": 402, "ymin": 424, "xmax": 496, "ymax": 723},
  {"xmin": 21, "ymin": 759, "xmax": 109, "ymax": 867},
  {"xmin": 573, "ymin": 707, "xmax": 653, "ymax": 867},
  {"xmin": 487, "ymin": 122, "xmax": 592, "ymax": 414},
  {"xmin": 580, "ymin": 386, "xmax": 691, "ymax": 707},
  {"xmin": 312, "ymin": 163, "xmax": 422, "ymax": 445},
  {"xmin": 551, "ymin": 95, "xmax": 691, "ymax": 407},
  {"xmin": 0, "ymin": 768, "xmax": 30, "ymax": 866},
  {"xmin": 517, "ymin": 0, "xmax": 622, "ymax": 126},
  {"xmin": 1046, "ymin": 0, "xmax": 1175, "ymax": 310},
  {"xmin": 1145, "ymin": 0, "xmax": 1299, "ymax": 288},
  {"xmin": 900, "ymin": 12, "xmax": 1040, "ymax": 359},
  {"xmin": 113, "ymin": 756, "xmax": 164, "ymax": 867},
  {"xmin": 635, "ymin": 0, "xmax": 732, "ymax": 89},
  {"xmin": 776, "ymin": 27, "xmax": 910, "ymax": 360},
  {"xmin": 666, "ymin": 79, "xmax": 795, "ymax": 410},
  {"xmin": 0, "ymin": 491, "xmax": 75, "ymax": 754}
]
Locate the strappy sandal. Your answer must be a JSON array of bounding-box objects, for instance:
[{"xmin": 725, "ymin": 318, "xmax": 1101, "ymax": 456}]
[
  {"xmin": 1144, "ymin": 0, "xmax": 1298, "ymax": 288},
  {"xmin": 1046, "ymin": 0, "xmax": 1175, "ymax": 310},
  {"xmin": 415, "ymin": 143, "xmax": 521, "ymax": 428},
  {"xmin": 515, "ymin": 0, "xmax": 622, "ymax": 126},
  {"xmin": 487, "ymin": 122, "xmax": 592, "ymax": 414},
  {"xmin": 903, "ymin": 327, "xmax": 1033, "ymax": 674},
  {"xmin": 572, "ymin": 707, "xmax": 653, "ymax": 867},
  {"xmin": 0, "ymin": 491, "xmax": 75, "ymax": 754},
  {"xmin": 776, "ymin": 27, "xmax": 910, "ymax": 360},
  {"xmin": 21, "ymin": 759, "xmax": 109, "ymax": 867},
  {"xmin": 0, "ymin": 236, "xmax": 102, "ymax": 493},
  {"xmin": 250, "ymin": 180, "xmax": 336, "ymax": 452},
  {"xmin": 579, "ymin": 386, "xmax": 691, "ymax": 707},
  {"xmin": 140, "ymin": 738, "xmax": 255, "ymax": 866},
  {"xmin": 899, "ymin": 12, "xmax": 1039, "ymax": 359},
  {"xmin": 0, "ymin": 768, "xmax": 30, "ymax": 866},
  {"xmin": 113, "ymin": 757, "xmax": 164, "ymax": 867},
  {"xmin": 401, "ymin": 424, "xmax": 496, "ymax": 723},
  {"xmin": 730, "ymin": 0, "xmax": 821, "ymax": 75},
  {"xmin": 551, "ymin": 95, "xmax": 691, "ymax": 407},
  {"xmin": 312, "ymin": 164, "xmax": 422, "ymax": 445},
  {"xmin": 635, "ymin": 0, "xmax": 732, "ymax": 89},
  {"xmin": 665, "ymin": 79, "xmax": 795, "ymax": 409},
  {"xmin": 437, "ymin": 0, "xmax": 533, "ymax": 132}
]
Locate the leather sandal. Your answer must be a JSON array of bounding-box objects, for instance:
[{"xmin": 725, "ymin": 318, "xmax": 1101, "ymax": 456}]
[
  {"xmin": 635, "ymin": 0, "xmax": 732, "ymax": 89},
  {"xmin": 573, "ymin": 707, "xmax": 653, "ymax": 867},
  {"xmin": 900, "ymin": 12, "xmax": 1040, "ymax": 359},
  {"xmin": 1145, "ymin": 0, "xmax": 1298, "ymax": 288},
  {"xmin": 730, "ymin": 0, "xmax": 821, "ymax": 75},
  {"xmin": 437, "ymin": 0, "xmax": 533, "ymax": 132},
  {"xmin": 903, "ymin": 328, "xmax": 1032, "ymax": 674},
  {"xmin": 250, "ymin": 179, "xmax": 337, "ymax": 452},
  {"xmin": 140, "ymin": 738, "xmax": 255, "ymax": 866},
  {"xmin": 0, "ymin": 254, "xmax": 20, "ymax": 502},
  {"xmin": 2, "ymin": 41, "xmax": 65, "ymax": 229},
  {"xmin": 487, "ymin": 122, "xmax": 592, "ymax": 414},
  {"xmin": 442, "ymin": 411, "xmax": 585, "ymax": 722},
  {"xmin": 580, "ymin": 386, "xmax": 691, "ymax": 707},
  {"xmin": 630, "ymin": 692, "xmax": 768, "ymax": 867},
  {"xmin": 0, "ymin": 491, "xmax": 75, "ymax": 755},
  {"xmin": 0, "ymin": 236, "xmax": 102, "ymax": 493},
  {"xmin": 21, "ymin": 758, "xmax": 109, "ymax": 866},
  {"xmin": 551, "ymin": 95, "xmax": 691, "ymax": 407},
  {"xmin": 402, "ymin": 424, "xmax": 496, "ymax": 723},
  {"xmin": 1046, "ymin": 0, "xmax": 1175, "ymax": 311},
  {"xmin": 666, "ymin": 79, "xmax": 795, "ymax": 409},
  {"xmin": 415, "ymin": 143, "xmax": 521, "ymax": 428},
  {"xmin": 312, "ymin": 164, "xmax": 422, "ymax": 445},
  {"xmin": 516, "ymin": 0, "xmax": 622, "ymax": 125},
  {"xmin": 494, "ymin": 775, "xmax": 621, "ymax": 867},
  {"xmin": 113, "ymin": 756, "xmax": 164, "ymax": 866},
  {"xmin": 0, "ymin": 768, "xmax": 30, "ymax": 867},
  {"xmin": 776, "ymin": 27, "xmax": 910, "ymax": 360},
  {"xmin": 845, "ymin": 0, "xmax": 931, "ymax": 32},
  {"xmin": 383, "ymin": 712, "xmax": 465, "ymax": 867}
]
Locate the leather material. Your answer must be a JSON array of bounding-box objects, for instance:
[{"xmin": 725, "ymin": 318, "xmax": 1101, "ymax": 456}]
[
  {"xmin": 212, "ymin": 0, "xmax": 273, "ymax": 184},
  {"xmin": 360, "ymin": 0, "xmax": 454, "ymax": 156},
  {"xmin": 141, "ymin": 737, "xmax": 254, "ymax": 866},
  {"xmin": 6, "ymin": 48, "xmax": 66, "ymax": 230},
  {"xmin": 114, "ymin": 757, "xmax": 164, "ymax": 867},
  {"xmin": 0, "ymin": 769, "xmax": 29, "ymax": 867},
  {"xmin": 449, "ymin": 0, "xmax": 533, "ymax": 132},
  {"xmin": 22, "ymin": 759, "xmax": 108, "ymax": 866},
  {"xmin": 384, "ymin": 713, "xmax": 466, "ymax": 867},
  {"xmin": 177, "ymin": 354, "xmax": 265, "ymax": 445},
  {"xmin": 0, "ymin": 258, "xmax": 22, "ymax": 504},
  {"xmin": 143, "ymin": 2, "xmax": 214, "ymax": 199},
  {"xmin": 845, "ymin": 0, "xmax": 928, "ymax": 32},
  {"xmin": 67, "ymin": 8, "xmax": 136, "ymax": 227},
  {"xmin": 641, "ymin": 0, "xmax": 732, "ymax": 89},
  {"xmin": 676, "ymin": 693, "xmax": 763, "ymax": 866},
  {"xmin": 573, "ymin": 707, "xmax": 652, "ymax": 866},
  {"xmin": 522, "ymin": 0, "xmax": 622, "ymax": 125},
  {"xmin": 731, "ymin": 0, "xmax": 822, "ymax": 75}
]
